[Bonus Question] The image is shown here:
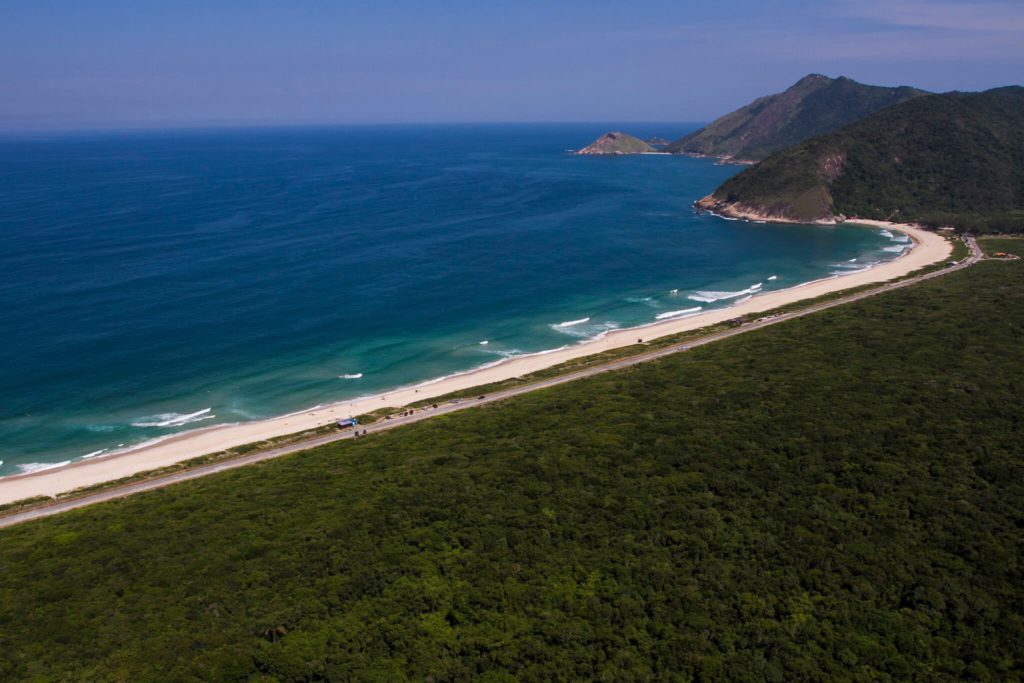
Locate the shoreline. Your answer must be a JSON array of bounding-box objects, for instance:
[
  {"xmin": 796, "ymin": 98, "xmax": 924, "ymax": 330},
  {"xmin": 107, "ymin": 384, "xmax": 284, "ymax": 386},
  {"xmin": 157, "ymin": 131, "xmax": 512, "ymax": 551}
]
[{"xmin": 0, "ymin": 220, "xmax": 952, "ymax": 504}]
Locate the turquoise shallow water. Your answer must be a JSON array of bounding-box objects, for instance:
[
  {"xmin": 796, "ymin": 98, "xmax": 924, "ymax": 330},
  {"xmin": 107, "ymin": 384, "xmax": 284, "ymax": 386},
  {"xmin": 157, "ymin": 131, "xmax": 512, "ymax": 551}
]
[{"xmin": 0, "ymin": 124, "xmax": 908, "ymax": 474}]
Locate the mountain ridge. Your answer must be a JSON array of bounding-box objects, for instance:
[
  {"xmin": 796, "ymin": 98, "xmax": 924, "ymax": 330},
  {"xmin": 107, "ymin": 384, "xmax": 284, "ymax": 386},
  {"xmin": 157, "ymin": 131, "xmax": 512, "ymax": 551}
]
[
  {"xmin": 666, "ymin": 74, "xmax": 927, "ymax": 162},
  {"xmin": 698, "ymin": 86, "xmax": 1024, "ymax": 232}
]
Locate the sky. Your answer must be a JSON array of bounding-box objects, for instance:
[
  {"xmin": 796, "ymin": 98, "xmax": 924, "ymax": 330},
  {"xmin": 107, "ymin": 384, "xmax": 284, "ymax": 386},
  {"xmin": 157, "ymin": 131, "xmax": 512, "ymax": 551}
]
[{"xmin": 1, "ymin": 0, "xmax": 1022, "ymax": 131}]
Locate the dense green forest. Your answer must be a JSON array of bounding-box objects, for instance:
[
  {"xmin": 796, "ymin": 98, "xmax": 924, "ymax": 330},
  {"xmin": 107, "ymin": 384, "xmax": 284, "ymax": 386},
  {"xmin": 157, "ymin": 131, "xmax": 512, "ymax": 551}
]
[
  {"xmin": 666, "ymin": 74, "xmax": 925, "ymax": 161},
  {"xmin": 2, "ymin": 261, "xmax": 1024, "ymax": 680},
  {"xmin": 709, "ymin": 87, "xmax": 1024, "ymax": 232}
]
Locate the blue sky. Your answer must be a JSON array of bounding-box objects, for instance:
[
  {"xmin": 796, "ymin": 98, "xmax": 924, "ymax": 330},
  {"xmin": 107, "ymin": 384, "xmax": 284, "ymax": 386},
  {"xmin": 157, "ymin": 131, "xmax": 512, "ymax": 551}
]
[{"xmin": 1, "ymin": 0, "xmax": 1021, "ymax": 130}]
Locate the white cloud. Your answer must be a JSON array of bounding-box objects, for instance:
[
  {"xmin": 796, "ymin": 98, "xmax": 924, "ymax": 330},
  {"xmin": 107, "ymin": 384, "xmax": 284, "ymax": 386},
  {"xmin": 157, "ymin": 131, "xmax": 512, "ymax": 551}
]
[{"xmin": 837, "ymin": 0, "xmax": 1024, "ymax": 32}]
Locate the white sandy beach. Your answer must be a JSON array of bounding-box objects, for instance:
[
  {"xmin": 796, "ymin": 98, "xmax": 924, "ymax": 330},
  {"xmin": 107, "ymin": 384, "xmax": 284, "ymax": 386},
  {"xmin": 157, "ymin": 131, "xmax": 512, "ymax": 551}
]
[{"xmin": 0, "ymin": 220, "xmax": 951, "ymax": 504}]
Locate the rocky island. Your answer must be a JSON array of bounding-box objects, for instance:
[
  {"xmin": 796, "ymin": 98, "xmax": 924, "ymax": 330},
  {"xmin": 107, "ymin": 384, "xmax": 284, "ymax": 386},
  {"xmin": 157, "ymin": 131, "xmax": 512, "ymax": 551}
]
[{"xmin": 575, "ymin": 131, "xmax": 655, "ymax": 155}]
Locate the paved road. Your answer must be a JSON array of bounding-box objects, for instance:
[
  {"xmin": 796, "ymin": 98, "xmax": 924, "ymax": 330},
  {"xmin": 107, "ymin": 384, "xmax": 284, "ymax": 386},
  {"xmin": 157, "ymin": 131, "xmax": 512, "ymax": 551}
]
[{"xmin": 0, "ymin": 237, "xmax": 982, "ymax": 529}]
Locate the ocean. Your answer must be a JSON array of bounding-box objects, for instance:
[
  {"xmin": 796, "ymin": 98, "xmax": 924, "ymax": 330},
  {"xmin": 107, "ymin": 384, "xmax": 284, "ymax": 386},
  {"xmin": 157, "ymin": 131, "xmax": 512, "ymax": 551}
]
[{"xmin": 0, "ymin": 124, "xmax": 908, "ymax": 475}]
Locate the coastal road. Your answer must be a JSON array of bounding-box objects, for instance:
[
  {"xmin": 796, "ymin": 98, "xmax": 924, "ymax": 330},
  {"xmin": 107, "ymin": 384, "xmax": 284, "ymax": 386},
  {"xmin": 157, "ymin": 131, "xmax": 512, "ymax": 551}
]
[{"xmin": 0, "ymin": 237, "xmax": 983, "ymax": 529}]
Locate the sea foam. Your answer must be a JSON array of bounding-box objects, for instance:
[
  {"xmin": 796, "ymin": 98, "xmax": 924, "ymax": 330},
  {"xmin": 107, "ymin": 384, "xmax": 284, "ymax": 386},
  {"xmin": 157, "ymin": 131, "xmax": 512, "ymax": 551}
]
[
  {"xmin": 339, "ymin": 373, "xmax": 363, "ymax": 379},
  {"xmin": 549, "ymin": 320, "xmax": 619, "ymax": 339},
  {"xmin": 688, "ymin": 282, "xmax": 763, "ymax": 303},
  {"xmin": 131, "ymin": 408, "xmax": 214, "ymax": 428},
  {"xmin": 17, "ymin": 460, "xmax": 72, "ymax": 474},
  {"xmin": 655, "ymin": 306, "xmax": 702, "ymax": 320}
]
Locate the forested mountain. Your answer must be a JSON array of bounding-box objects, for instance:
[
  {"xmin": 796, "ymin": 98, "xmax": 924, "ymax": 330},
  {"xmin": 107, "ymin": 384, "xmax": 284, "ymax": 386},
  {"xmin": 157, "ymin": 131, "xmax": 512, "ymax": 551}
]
[
  {"xmin": 665, "ymin": 74, "xmax": 926, "ymax": 162},
  {"xmin": 699, "ymin": 87, "xmax": 1024, "ymax": 232}
]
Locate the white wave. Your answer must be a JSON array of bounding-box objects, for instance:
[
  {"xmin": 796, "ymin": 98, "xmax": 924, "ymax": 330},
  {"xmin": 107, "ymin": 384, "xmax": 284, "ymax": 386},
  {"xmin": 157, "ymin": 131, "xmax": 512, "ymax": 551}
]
[
  {"xmin": 687, "ymin": 282, "xmax": 763, "ymax": 303},
  {"xmin": 831, "ymin": 266, "xmax": 873, "ymax": 275},
  {"xmin": 883, "ymin": 245, "xmax": 907, "ymax": 253},
  {"xmin": 768, "ymin": 275, "xmax": 778, "ymax": 281},
  {"xmin": 655, "ymin": 306, "xmax": 702, "ymax": 320},
  {"xmin": 832, "ymin": 262, "xmax": 867, "ymax": 269},
  {"xmin": 80, "ymin": 449, "xmax": 107, "ymax": 459},
  {"xmin": 17, "ymin": 460, "xmax": 72, "ymax": 474},
  {"xmin": 669, "ymin": 289, "xmax": 678, "ymax": 294},
  {"xmin": 550, "ymin": 320, "xmax": 619, "ymax": 339},
  {"xmin": 733, "ymin": 295, "xmax": 753, "ymax": 304},
  {"xmin": 849, "ymin": 258, "xmax": 858, "ymax": 262},
  {"xmin": 479, "ymin": 346, "xmax": 527, "ymax": 359},
  {"xmin": 479, "ymin": 340, "xmax": 489, "ymax": 345},
  {"xmin": 891, "ymin": 234, "xmax": 910, "ymax": 243},
  {"xmin": 131, "ymin": 408, "xmax": 214, "ymax": 428},
  {"xmin": 339, "ymin": 373, "xmax": 363, "ymax": 379},
  {"xmin": 879, "ymin": 229, "xmax": 894, "ymax": 238},
  {"xmin": 553, "ymin": 317, "xmax": 590, "ymax": 328}
]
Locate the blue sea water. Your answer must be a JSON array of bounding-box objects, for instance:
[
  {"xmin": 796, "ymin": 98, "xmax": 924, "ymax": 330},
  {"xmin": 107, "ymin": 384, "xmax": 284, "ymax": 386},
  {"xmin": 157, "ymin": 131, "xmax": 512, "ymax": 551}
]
[{"xmin": 0, "ymin": 124, "xmax": 907, "ymax": 475}]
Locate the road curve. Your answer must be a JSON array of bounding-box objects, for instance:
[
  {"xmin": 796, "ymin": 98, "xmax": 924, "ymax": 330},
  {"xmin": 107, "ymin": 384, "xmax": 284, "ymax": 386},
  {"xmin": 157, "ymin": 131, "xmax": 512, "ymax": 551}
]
[{"xmin": 0, "ymin": 237, "xmax": 982, "ymax": 529}]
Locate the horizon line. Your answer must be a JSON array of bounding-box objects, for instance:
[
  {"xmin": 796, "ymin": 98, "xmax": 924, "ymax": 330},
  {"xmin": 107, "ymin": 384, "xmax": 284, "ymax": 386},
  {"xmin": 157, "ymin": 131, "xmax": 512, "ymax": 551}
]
[{"xmin": 0, "ymin": 120, "xmax": 707, "ymax": 138}]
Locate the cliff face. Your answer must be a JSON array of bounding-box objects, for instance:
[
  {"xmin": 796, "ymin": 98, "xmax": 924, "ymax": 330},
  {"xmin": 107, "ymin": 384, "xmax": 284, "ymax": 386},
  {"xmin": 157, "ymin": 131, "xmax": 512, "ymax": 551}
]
[
  {"xmin": 666, "ymin": 74, "xmax": 926, "ymax": 162},
  {"xmin": 576, "ymin": 132, "xmax": 655, "ymax": 155},
  {"xmin": 698, "ymin": 87, "xmax": 1024, "ymax": 232}
]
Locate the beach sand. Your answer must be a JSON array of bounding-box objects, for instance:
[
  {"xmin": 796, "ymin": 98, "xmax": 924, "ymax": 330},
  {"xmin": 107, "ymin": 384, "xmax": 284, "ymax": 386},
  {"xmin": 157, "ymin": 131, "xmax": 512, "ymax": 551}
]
[{"xmin": 0, "ymin": 220, "xmax": 951, "ymax": 504}]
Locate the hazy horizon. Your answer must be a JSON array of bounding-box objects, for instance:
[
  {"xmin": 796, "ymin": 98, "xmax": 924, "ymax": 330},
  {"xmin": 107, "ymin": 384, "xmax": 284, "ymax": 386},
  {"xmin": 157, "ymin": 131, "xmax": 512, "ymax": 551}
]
[{"xmin": 2, "ymin": 0, "xmax": 1022, "ymax": 132}]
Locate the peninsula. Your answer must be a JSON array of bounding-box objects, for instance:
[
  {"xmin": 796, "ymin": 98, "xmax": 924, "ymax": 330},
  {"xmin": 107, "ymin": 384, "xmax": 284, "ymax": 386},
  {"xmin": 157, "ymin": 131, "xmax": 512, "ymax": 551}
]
[{"xmin": 697, "ymin": 86, "xmax": 1024, "ymax": 231}]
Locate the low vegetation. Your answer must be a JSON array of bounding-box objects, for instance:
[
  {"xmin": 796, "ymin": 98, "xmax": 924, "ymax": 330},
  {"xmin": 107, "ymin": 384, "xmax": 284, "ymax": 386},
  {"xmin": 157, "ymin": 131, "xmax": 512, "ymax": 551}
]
[
  {"xmin": 1, "ymin": 260, "xmax": 1021, "ymax": 680},
  {"xmin": 978, "ymin": 236, "xmax": 1024, "ymax": 257}
]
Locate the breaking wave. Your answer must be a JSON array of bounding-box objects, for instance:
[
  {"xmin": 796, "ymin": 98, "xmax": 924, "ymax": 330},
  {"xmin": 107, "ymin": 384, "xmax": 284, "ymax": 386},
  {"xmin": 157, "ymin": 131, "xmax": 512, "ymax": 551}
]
[
  {"xmin": 131, "ymin": 408, "xmax": 215, "ymax": 428},
  {"xmin": 550, "ymin": 320, "xmax": 620, "ymax": 339},
  {"xmin": 655, "ymin": 306, "xmax": 702, "ymax": 320},
  {"xmin": 884, "ymin": 245, "xmax": 907, "ymax": 253},
  {"xmin": 17, "ymin": 460, "xmax": 72, "ymax": 474},
  {"xmin": 339, "ymin": 373, "xmax": 363, "ymax": 379},
  {"xmin": 688, "ymin": 282, "xmax": 763, "ymax": 303},
  {"xmin": 553, "ymin": 317, "xmax": 590, "ymax": 328}
]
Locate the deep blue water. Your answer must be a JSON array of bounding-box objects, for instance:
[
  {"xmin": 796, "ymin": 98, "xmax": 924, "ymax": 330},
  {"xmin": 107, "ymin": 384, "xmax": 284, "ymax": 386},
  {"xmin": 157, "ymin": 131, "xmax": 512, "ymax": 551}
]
[{"xmin": 0, "ymin": 124, "xmax": 906, "ymax": 474}]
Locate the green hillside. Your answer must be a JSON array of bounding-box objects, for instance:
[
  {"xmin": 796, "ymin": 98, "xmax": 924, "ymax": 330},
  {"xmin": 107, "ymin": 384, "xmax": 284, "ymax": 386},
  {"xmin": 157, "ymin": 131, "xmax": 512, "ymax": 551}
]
[
  {"xmin": 665, "ymin": 74, "xmax": 926, "ymax": 162},
  {"xmin": 705, "ymin": 87, "xmax": 1024, "ymax": 232},
  {"xmin": 575, "ymin": 131, "xmax": 655, "ymax": 155},
  {"xmin": 2, "ymin": 260, "xmax": 1024, "ymax": 680}
]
